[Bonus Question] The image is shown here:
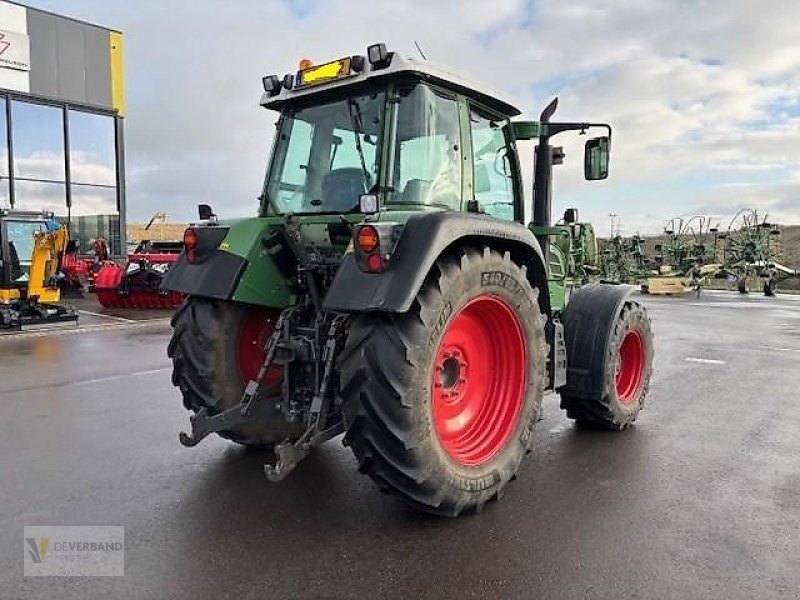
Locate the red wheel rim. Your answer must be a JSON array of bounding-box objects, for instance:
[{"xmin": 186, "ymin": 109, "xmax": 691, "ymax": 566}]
[
  {"xmin": 431, "ymin": 295, "xmax": 527, "ymax": 467},
  {"xmin": 615, "ymin": 329, "xmax": 645, "ymax": 404},
  {"xmin": 237, "ymin": 308, "xmax": 282, "ymax": 387}
]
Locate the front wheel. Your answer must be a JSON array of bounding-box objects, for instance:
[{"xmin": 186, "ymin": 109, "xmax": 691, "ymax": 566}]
[
  {"xmin": 560, "ymin": 301, "xmax": 654, "ymax": 429},
  {"xmin": 339, "ymin": 248, "xmax": 547, "ymax": 516},
  {"xmin": 764, "ymin": 278, "xmax": 777, "ymax": 297}
]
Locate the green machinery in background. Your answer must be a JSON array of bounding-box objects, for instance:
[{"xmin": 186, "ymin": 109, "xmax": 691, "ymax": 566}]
[
  {"xmin": 532, "ymin": 208, "xmax": 601, "ymax": 305},
  {"xmin": 600, "ymin": 233, "xmax": 650, "ymax": 285},
  {"xmin": 716, "ymin": 209, "xmax": 798, "ymax": 296},
  {"xmin": 643, "ymin": 216, "xmax": 720, "ymax": 295}
]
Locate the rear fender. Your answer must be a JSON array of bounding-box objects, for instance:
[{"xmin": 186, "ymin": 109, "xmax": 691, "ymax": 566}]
[
  {"xmin": 559, "ymin": 282, "xmax": 635, "ymax": 399},
  {"xmin": 323, "ymin": 211, "xmax": 550, "ymax": 315},
  {"xmin": 161, "ymin": 219, "xmax": 293, "ymax": 308}
]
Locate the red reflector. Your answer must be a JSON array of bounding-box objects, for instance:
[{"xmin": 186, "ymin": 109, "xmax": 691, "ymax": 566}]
[
  {"xmin": 357, "ymin": 225, "xmax": 379, "ymax": 253},
  {"xmin": 183, "ymin": 228, "xmax": 198, "ymax": 250},
  {"xmin": 366, "ymin": 252, "xmax": 383, "ymax": 272}
]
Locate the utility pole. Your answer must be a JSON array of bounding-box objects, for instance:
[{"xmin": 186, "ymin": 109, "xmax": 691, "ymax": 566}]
[{"xmin": 609, "ymin": 213, "xmax": 619, "ymax": 237}]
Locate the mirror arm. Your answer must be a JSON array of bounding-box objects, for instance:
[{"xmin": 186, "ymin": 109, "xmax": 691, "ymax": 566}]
[{"xmin": 546, "ymin": 122, "xmax": 612, "ymax": 142}]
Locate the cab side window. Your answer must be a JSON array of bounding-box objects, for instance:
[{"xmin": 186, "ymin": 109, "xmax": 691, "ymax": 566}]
[
  {"xmin": 469, "ymin": 107, "xmax": 514, "ymax": 221},
  {"xmin": 392, "ymin": 85, "xmax": 463, "ymax": 210}
]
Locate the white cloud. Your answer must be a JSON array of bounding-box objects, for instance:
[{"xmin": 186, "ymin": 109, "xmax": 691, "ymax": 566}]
[{"xmin": 27, "ymin": 0, "xmax": 800, "ymax": 228}]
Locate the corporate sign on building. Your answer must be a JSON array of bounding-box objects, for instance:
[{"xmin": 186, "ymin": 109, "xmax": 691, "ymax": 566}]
[{"xmin": 0, "ymin": 28, "xmax": 30, "ymax": 71}]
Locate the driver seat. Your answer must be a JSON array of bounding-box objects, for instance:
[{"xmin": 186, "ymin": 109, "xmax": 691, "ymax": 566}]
[{"xmin": 321, "ymin": 168, "xmax": 366, "ymax": 211}]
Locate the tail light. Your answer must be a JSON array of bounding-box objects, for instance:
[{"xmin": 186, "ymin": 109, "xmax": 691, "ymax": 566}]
[
  {"xmin": 366, "ymin": 253, "xmax": 383, "ymax": 272},
  {"xmin": 184, "ymin": 228, "xmax": 198, "ymax": 262},
  {"xmin": 357, "ymin": 225, "xmax": 379, "ymax": 253},
  {"xmin": 352, "ymin": 223, "xmax": 401, "ymax": 274}
]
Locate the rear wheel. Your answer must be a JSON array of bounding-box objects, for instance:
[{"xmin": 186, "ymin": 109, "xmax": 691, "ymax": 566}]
[
  {"xmin": 168, "ymin": 297, "xmax": 302, "ymax": 447},
  {"xmin": 340, "ymin": 248, "xmax": 546, "ymax": 516},
  {"xmin": 560, "ymin": 301, "xmax": 653, "ymax": 429}
]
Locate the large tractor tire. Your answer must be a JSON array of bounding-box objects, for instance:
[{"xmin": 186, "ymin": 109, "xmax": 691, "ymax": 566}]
[
  {"xmin": 560, "ymin": 301, "xmax": 653, "ymax": 429},
  {"xmin": 168, "ymin": 297, "xmax": 303, "ymax": 447},
  {"xmin": 340, "ymin": 247, "xmax": 547, "ymax": 516}
]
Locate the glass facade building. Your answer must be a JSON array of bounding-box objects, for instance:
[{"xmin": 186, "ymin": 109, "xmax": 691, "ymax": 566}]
[
  {"xmin": 0, "ymin": 94, "xmax": 123, "ymax": 254},
  {"xmin": 0, "ymin": 1, "xmax": 125, "ymax": 255}
]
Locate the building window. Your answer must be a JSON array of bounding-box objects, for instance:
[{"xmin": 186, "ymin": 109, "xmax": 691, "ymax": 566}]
[
  {"xmin": 13, "ymin": 180, "xmax": 67, "ymax": 215},
  {"xmin": 11, "ymin": 100, "xmax": 66, "ymax": 186},
  {"xmin": 69, "ymin": 187, "xmax": 120, "ymax": 254},
  {"xmin": 69, "ymin": 110, "xmax": 116, "ymax": 186},
  {"xmin": 68, "ymin": 109, "xmax": 119, "ymax": 254},
  {"xmin": 2, "ymin": 97, "xmax": 122, "ymax": 255},
  {"xmin": 0, "ymin": 97, "xmax": 8, "ymax": 209}
]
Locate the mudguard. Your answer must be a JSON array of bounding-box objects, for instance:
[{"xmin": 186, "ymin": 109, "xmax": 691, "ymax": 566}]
[
  {"xmin": 161, "ymin": 220, "xmax": 294, "ymax": 307},
  {"xmin": 160, "ymin": 249, "xmax": 248, "ymax": 301},
  {"xmin": 323, "ymin": 211, "xmax": 549, "ymax": 314},
  {"xmin": 558, "ymin": 282, "xmax": 635, "ymax": 399}
]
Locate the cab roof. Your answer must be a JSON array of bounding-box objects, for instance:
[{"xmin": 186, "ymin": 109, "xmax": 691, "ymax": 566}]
[{"xmin": 260, "ymin": 50, "xmax": 522, "ymax": 118}]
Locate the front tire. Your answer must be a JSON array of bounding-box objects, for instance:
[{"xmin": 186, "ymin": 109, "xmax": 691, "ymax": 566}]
[
  {"xmin": 339, "ymin": 248, "xmax": 547, "ymax": 516},
  {"xmin": 168, "ymin": 297, "xmax": 303, "ymax": 447},
  {"xmin": 560, "ymin": 301, "xmax": 654, "ymax": 430}
]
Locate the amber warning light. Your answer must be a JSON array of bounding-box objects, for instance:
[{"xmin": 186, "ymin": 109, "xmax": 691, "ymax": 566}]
[{"xmin": 356, "ymin": 225, "xmax": 379, "ymax": 253}]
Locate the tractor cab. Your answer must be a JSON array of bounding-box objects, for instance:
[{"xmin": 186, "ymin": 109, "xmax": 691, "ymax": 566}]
[
  {"xmin": 258, "ymin": 45, "xmax": 608, "ymax": 228},
  {"xmin": 256, "ymin": 46, "xmax": 612, "ymax": 309}
]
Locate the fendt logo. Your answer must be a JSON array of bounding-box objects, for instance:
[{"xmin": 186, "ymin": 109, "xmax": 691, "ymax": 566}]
[{"xmin": 0, "ymin": 32, "xmax": 11, "ymax": 56}]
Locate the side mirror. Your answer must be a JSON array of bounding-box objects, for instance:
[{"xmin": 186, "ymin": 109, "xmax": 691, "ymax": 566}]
[
  {"xmin": 198, "ymin": 204, "xmax": 215, "ymax": 220},
  {"xmin": 584, "ymin": 136, "xmax": 610, "ymax": 181}
]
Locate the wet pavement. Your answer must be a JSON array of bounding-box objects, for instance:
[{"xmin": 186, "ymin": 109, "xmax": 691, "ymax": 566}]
[{"xmin": 1, "ymin": 291, "xmax": 799, "ymax": 599}]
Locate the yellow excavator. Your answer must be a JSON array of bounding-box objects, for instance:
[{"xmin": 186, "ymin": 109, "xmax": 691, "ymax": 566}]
[{"xmin": 0, "ymin": 209, "xmax": 77, "ymax": 330}]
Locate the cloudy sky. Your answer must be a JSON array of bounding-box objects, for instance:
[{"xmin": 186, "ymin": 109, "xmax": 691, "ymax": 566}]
[{"xmin": 30, "ymin": 0, "xmax": 800, "ymax": 234}]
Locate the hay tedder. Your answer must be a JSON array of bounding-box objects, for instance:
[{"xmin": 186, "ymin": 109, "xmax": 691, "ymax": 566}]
[
  {"xmin": 162, "ymin": 44, "xmax": 654, "ymax": 517},
  {"xmin": 644, "ymin": 216, "xmax": 719, "ymax": 295},
  {"xmin": 600, "ymin": 233, "xmax": 650, "ymax": 285},
  {"xmin": 716, "ymin": 209, "xmax": 798, "ymax": 296}
]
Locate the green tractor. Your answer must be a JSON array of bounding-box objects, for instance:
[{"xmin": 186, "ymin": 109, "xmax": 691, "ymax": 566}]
[{"xmin": 163, "ymin": 44, "xmax": 655, "ymax": 517}]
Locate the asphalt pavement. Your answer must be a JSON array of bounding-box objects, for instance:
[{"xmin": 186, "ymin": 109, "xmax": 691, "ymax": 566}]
[{"xmin": 1, "ymin": 290, "xmax": 798, "ymax": 599}]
